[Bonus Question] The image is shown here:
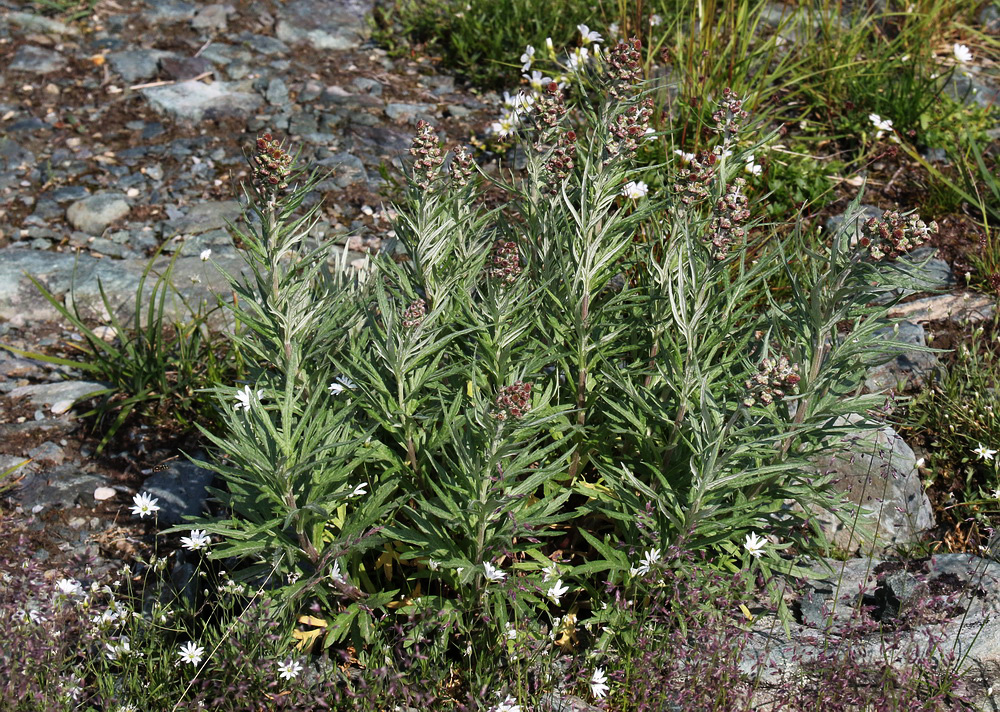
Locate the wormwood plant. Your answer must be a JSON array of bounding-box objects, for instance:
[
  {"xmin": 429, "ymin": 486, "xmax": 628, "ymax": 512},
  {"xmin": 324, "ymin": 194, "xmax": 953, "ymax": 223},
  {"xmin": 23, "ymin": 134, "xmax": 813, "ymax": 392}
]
[{"xmin": 182, "ymin": 41, "xmax": 940, "ymax": 658}]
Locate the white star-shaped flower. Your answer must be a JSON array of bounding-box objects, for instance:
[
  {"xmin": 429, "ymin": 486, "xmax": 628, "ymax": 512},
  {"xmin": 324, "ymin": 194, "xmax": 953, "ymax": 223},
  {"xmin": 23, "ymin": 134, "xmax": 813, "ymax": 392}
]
[
  {"xmin": 179, "ymin": 529, "xmax": 211, "ymax": 552},
  {"xmin": 177, "ymin": 640, "xmax": 205, "ymax": 667},
  {"xmin": 349, "ymin": 482, "xmax": 368, "ymax": 498},
  {"xmin": 328, "ymin": 377, "xmax": 356, "ymax": 395},
  {"xmin": 56, "ymin": 577, "xmax": 84, "ymax": 597},
  {"xmin": 277, "ymin": 658, "xmax": 303, "ymax": 681},
  {"xmin": 953, "ymin": 43, "xmax": 972, "ymax": 64},
  {"xmin": 590, "ymin": 667, "xmax": 609, "ymax": 699},
  {"xmin": 744, "ymin": 155, "xmax": 762, "ymax": 176},
  {"xmin": 547, "ymin": 578, "xmax": 570, "ymax": 605},
  {"xmin": 483, "ymin": 561, "xmax": 506, "ymax": 583},
  {"xmin": 869, "ymin": 113, "xmax": 894, "ymax": 140},
  {"xmin": 520, "ymin": 45, "xmax": 535, "ymax": 72},
  {"xmin": 199, "ymin": 248, "xmax": 212, "ymax": 261},
  {"xmin": 631, "ymin": 547, "xmax": 661, "ymax": 576},
  {"xmin": 330, "ymin": 560, "xmax": 347, "ymax": 585},
  {"xmin": 744, "ymin": 531, "xmax": 767, "ymax": 558},
  {"xmin": 130, "ymin": 492, "xmax": 160, "ymax": 519},
  {"xmin": 974, "ymin": 443, "xmax": 997, "ymax": 461},
  {"xmin": 578, "ymin": 24, "xmax": 603, "ymax": 44},
  {"xmin": 234, "ymin": 384, "xmax": 263, "ymax": 411},
  {"xmin": 621, "ymin": 180, "xmax": 649, "ymax": 200}
]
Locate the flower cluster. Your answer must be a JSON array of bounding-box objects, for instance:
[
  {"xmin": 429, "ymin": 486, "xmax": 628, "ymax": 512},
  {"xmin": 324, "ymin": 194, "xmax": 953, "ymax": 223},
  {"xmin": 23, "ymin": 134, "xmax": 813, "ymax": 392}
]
[
  {"xmin": 451, "ymin": 145, "xmax": 476, "ymax": 187},
  {"xmin": 607, "ymin": 96, "xmax": 654, "ymax": 162},
  {"xmin": 705, "ymin": 177, "xmax": 751, "ymax": 260},
  {"xmin": 492, "ymin": 381, "xmax": 531, "ymax": 420},
  {"xmin": 858, "ymin": 210, "xmax": 936, "ymax": 261},
  {"xmin": 712, "ymin": 88, "xmax": 749, "ymax": 141},
  {"xmin": 401, "ymin": 298, "xmax": 427, "ymax": 328},
  {"xmin": 606, "ymin": 38, "xmax": 642, "ymax": 100},
  {"xmin": 485, "ymin": 239, "xmax": 521, "ymax": 285},
  {"xmin": 491, "ymin": 90, "xmax": 536, "ymax": 138},
  {"xmin": 743, "ymin": 355, "xmax": 800, "ymax": 407},
  {"xmin": 410, "ymin": 121, "xmax": 444, "ymax": 189},
  {"xmin": 251, "ymin": 133, "xmax": 293, "ymax": 192},
  {"xmin": 542, "ymin": 129, "xmax": 577, "ymax": 193},
  {"xmin": 673, "ymin": 152, "xmax": 716, "ymax": 207}
]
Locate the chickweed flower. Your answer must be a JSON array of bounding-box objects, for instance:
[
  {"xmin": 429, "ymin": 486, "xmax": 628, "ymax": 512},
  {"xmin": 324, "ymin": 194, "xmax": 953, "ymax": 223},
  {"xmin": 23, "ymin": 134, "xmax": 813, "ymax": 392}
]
[
  {"xmin": 520, "ymin": 45, "xmax": 535, "ymax": 72},
  {"xmin": 622, "ymin": 180, "xmax": 649, "ymax": 200},
  {"xmin": 330, "ymin": 560, "xmax": 347, "ymax": 585},
  {"xmin": 328, "ymin": 376, "xmax": 355, "ymax": 395},
  {"xmin": 199, "ymin": 248, "xmax": 212, "ymax": 261},
  {"xmin": 349, "ymin": 482, "xmax": 368, "ymax": 498},
  {"xmin": 129, "ymin": 492, "xmax": 160, "ymax": 519},
  {"xmin": 953, "ymin": 43, "xmax": 972, "ymax": 64},
  {"xmin": 56, "ymin": 577, "xmax": 84, "ymax": 597},
  {"xmin": 744, "ymin": 155, "xmax": 762, "ymax": 176},
  {"xmin": 590, "ymin": 667, "xmax": 610, "ymax": 699},
  {"xmin": 649, "ymin": 13, "xmax": 662, "ymax": 26},
  {"xmin": 492, "ymin": 695, "xmax": 522, "ymax": 712},
  {"xmin": 483, "ymin": 561, "xmax": 506, "ymax": 582},
  {"xmin": 992, "ymin": 488, "xmax": 1000, "ymax": 500},
  {"xmin": 868, "ymin": 113, "xmax": 894, "ymax": 140},
  {"xmin": 674, "ymin": 149, "xmax": 695, "ymax": 164},
  {"xmin": 177, "ymin": 640, "xmax": 205, "ymax": 667},
  {"xmin": 974, "ymin": 443, "xmax": 997, "ymax": 461},
  {"xmin": 180, "ymin": 529, "xmax": 211, "ymax": 552},
  {"xmin": 234, "ymin": 384, "xmax": 264, "ymax": 411},
  {"xmin": 277, "ymin": 658, "xmax": 303, "ymax": 681},
  {"xmin": 578, "ymin": 24, "xmax": 603, "ymax": 44},
  {"xmin": 547, "ymin": 578, "xmax": 570, "ymax": 605},
  {"xmin": 744, "ymin": 531, "xmax": 767, "ymax": 558},
  {"xmin": 631, "ymin": 547, "xmax": 661, "ymax": 576}
]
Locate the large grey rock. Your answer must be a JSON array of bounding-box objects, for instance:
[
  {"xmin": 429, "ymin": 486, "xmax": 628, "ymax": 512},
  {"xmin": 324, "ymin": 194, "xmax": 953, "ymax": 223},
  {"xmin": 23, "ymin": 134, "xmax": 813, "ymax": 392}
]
[
  {"xmin": 9, "ymin": 45, "xmax": 66, "ymax": 74},
  {"xmin": 275, "ymin": 0, "xmax": 373, "ymax": 50},
  {"xmin": 385, "ymin": 102, "xmax": 436, "ymax": 124},
  {"xmin": 810, "ymin": 419, "xmax": 934, "ymax": 554},
  {"xmin": 191, "ymin": 3, "xmax": 230, "ymax": 32},
  {"xmin": 141, "ymin": 459, "xmax": 214, "ymax": 525},
  {"xmin": 12, "ymin": 464, "xmax": 112, "ymax": 512},
  {"xmin": 317, "ymin": 152, "xmax": 367, "ymax": 188},
  {"xmin": 8, "ymin": 381, "xmax": 107, "ymax": 410},
  {"xmin": 163, "ymin": 200, "xmax": 242, "ymax": 235},
  {"xmin": 0, "ymin": 248, "xmax": 245, "ymax": 325},
  {"xmin": 66, "ymin": 193, "xmax": 131, "ymax": 235},
  {"xmin": 888, "ymin": 292, "xmax": 995, "ymax": 324},
  {"xmin": 142, "ymin": 0, "xmax": 197, "ymax": 23},
  {"xmin": 864, "ymin": 320, "xmax": 939, "ymax": 392},
  {"xmin": 108, "ymin": 49, "xmax": 174, "ymax": 84},
  {"xmin": 142, "ymin": 80, "xmax": 263, "ymax": 122},
  {"xmin": 824, "ymin": 203, "xmax": 882, "ymax": 243}
]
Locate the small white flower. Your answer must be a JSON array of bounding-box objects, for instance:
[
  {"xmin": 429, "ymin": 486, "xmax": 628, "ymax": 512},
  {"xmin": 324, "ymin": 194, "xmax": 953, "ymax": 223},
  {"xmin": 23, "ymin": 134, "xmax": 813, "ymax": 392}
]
[
  {"xmin": 179, "ymin": 529, "xmax": 211, "ymax": 552},
  {"xmin": 330, "ymin": 560, "xmax": 347, "ymax": 585},
  {"xmin": 520, "ymin": 44, "xmax": 535, "ymax": 72},
  {"xmin": 545, "ymin": 37, "xmax": 554, "ymax": 55},
  {"xmin": 567, "ymin": 46, "xmax": 590, "ymax": 72},
  {"xmin": 744, "ymin": 155, "xmax": 762, "ymax": 176},
  {"xmin": 277, "ymin": 658, "xmax": 303, "ymax": 681},
  {"xmin": 199, "ymin": 248, "xmax": 212, "ymax": 261},
  {"xmin": 674, "ymin": 149, "xmax": 696, "ymax": 164},
  {"xmin": 992, "ymin": 488, "xmax": 1000, "ymax": 500},
  {"xmin": 744, "ymin": 531, "xmax": 767, "ymax": 558},
  {"xmin": 953, "ymin": 43, "xmax": 972, "ymax": 64},
  {"xmin": 177, "ymin": 640, "xmax": 205, "ymax": 667},
  {"xmin": 524, "ymin": 69, "xmax": 553, "ymax": 92},
  {"xmin": 578, "ymin": 24, "xmax": 603, "ymax": 44},
  {"xmin": 504, "ymin": 621, "xmax": 518, "ymax": 640},
  {"xmin": 483, "ymin": 561, "xmax": 506, "ymax": 583},
  {"xmin": 328, "ymin": 376, "xmax": 356, "ymax": 395},
  {"xmin": 349, "ymin": 482, "xmax": 368, "ymax": 498},
  {"xmin": 428, "ymin": 559, "xmax": 441, "ymax": 571},
  {"xmin": 621, "ymin": 180, "xmax": 649, "ymax": 200},
  {"xmin": 28, "ymin": 608, "xmax": 46, "ymax": 624},
  {"xmin": 590, "ymin": 667, "xmax": 610, "ymax": 699},
  {"xmin": 542, "ymin": 563, "xmax": 558, "ymax": 581},
  {"xmin": 974, "ymin": 443, "xmax": 997, "ymax": 461},
  {"xmin": 129, "ymin": 492, "xmax": 160, "ymax": 519},
  {"xmin": 608, "ymin": 22, "xmax": 620, "ymax": 38},
  {"xmin": 547, "ymin": 578, "xmax": 570, "ymax": 605},
  {"xmin": 492, "ymin": 695, "xmax": 521, "ymax": 712},
  {"xmin": 116, "ymin": 704, "xmax": 138, "ymax": 712},
  {"xmin": 649, "ymin": 13, "xmax": 662, "ymax": 26},
  {"xmin": 868, "ymin": 113, "xmax": 893, "ymax": 140},
  {"xmin": 234, "ymin": 384, "xmax": 263, "ymax": 411},
  {"xmin": 56, "ymin": 578, "xmax": 84, "ymax": 597},
  {"xmin": 631, "ymin": 547, "xmax": 661, "ymax": 576}
]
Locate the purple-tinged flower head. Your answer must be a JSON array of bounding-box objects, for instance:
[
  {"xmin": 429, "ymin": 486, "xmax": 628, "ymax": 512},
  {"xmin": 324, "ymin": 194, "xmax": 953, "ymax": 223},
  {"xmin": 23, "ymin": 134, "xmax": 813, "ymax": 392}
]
[
  {"xmin": 492, "ymin": 381, "xmax": 531, "ymax": 421},
  {"xmin": 485, "ymin": 240, "xmax": 522, "ymax": 285},
  {"xmin": 532, "ymin": 82, "xmax": 568, "ymax": 145},
  {"xmin": 252, "ymin": 133, "xmax": 293, "ymax": 193},
  {"xmin": 401, "ymin": 298, "xmax": 427, "ymax": 328},
  {"xmin": 706, "ymin": 177, "xmax": 751, "ymax": 260},
  {"xmin": 451, "ymin": 145, "xmax": 476, "ymax": 187},
  {"xmin": 743, "ymin": 354, "xmax": 800, "ymax": 407},
  {"xmin": 712, "ymin": 88, "xmax": 749, "ymax": 141},
  {"xmin": 542, "ymin": 130, "xmax": 577, "ymax": 193},
  {"xmin": 673, "ymin": 151, "xmax": 716, "ymax": 207},
  {"xmin": 606, "ymin": 38, "xmax": 642, "ymax": 99},
  {"xmin": 409, "ymin": 120, "xmax": 444, "ymax": 189},
  {"xmin": 858, "ymin": 210, "xmax": 936, "ymax": 261}
]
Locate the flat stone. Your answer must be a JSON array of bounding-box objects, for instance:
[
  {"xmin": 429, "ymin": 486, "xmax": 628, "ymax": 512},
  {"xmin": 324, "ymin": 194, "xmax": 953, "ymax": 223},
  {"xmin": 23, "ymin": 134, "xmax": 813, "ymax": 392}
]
[
  {"xmin": 265, "ymin": 77, "xmax": 290, "ymax": 106},
  {"xmin": 163, "ymin": 200, "xmax": 242, "ymax": 235},
  {"xmin": 275, "ymin": 0, "xmax": 373, "ymax": 50},
  {"xmin": 108, "ymin": 49, "xmax": 174, "ymax": 84},
  {"xmin": 317, "ymin": 152, "xmax": 367, "ymax": 188},
  {"xmin": 142, "ymin": 0, "xmax": 197, "ymax": 23},
  {"xmin": 888, "ymin": 292, "xmax": 995, "ymax": 324},
  {"xmin": 9, "ymin": 45, "xmax": 66, "ymax": 74},
  {"xmin": 27, "ymin": 441, "xmax": 65, "ymax": 467},
  {"xmin": 142, "ymin": 80, "xmax": 263, "ymax": 122},
  {"xmin": 235, "ymin": 33, "xmax": 290, "ymax": 56},
  {"xmin": 385, "ymin": 102, "xmax": 436, "ymax": 124},
  {"xmin": 8, "ymin": 381, "xmax": 107, "ymax": 408},
  {"xmin": 191, "ymin": 3, "xmax": 230, "ymax": 32},
  {"xmin": 66, "ymin": 193, "xmax": 131, "ymax": 235},
  {"xmin": 13, "ymin": 464, "xmax": 111, "ymax": 511},
  {"xmin": 864, "ymin": 320, "xmax": 939, "ymax": 392},
  {"xmin": 5, "ymin": 11, "xmax": 80, "ymax": 35},
  {"xmin": 141, "ymin": 459, "xmax": 214, "ymax": 525}
]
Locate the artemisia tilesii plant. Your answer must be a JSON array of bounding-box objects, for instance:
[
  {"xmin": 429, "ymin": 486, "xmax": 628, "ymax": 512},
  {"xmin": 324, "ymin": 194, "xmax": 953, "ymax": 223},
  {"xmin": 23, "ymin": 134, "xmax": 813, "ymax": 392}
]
[{"xmin": 179, "ymin": 39, "xmax": 938, "ymax": 672}]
